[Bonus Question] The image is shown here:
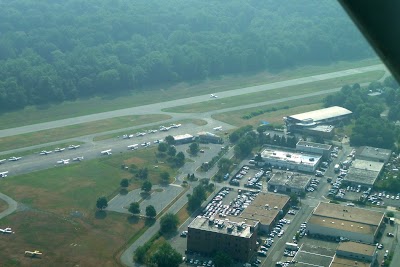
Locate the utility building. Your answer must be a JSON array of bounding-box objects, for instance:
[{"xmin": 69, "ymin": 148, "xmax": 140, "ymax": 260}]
[{"xmin": 296, "ymin": 141, "xmax": 332, "ymax": 160}]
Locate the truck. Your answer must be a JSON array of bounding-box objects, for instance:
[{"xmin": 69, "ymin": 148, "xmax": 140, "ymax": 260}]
[
  {"xmin": 285, "ymin": 242, "xmax": 299, "ymax": 251},
  {"xmin": 334, "ymin": 164, "xmax": 340, "ymax": 173}
]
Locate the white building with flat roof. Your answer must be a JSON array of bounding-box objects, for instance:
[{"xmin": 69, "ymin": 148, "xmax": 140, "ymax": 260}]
[{"xmin": 260, "ymin": 149, "xmax": 321, "ymax": 173}]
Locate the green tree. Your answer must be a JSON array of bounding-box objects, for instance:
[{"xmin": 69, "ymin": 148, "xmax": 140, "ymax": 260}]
[
  {"xmin": 128, "ymin": 202, "xmax": 140, "ymax": 215},
  {"xmin": 160, "ymin": 213, "xmax": 179, "ymax": 234},
  {"xmin": 167, "ymin": 146, "xmax": 177, "ymax": 157},
  {"xmin": 189, "ymin": 142, "xmax": 200, "ymax": 155},
  {"xmin": 141, "ymin": 180, "xmax": 152, "ymax": 193},
  {"xmin": 160, "ymin": 171, "xmax": 170, "ymax": 183},
  {"xmin": 289, "ymin": 193, "xmax": 299, "ymax": 205},
  {"xmin": 217, "ymin": 157, "xmax": 232, "ymax": 173},
  {"xmin": 120, "ymin": 178, "xmax": 129, "ymax": 188},
  {"xmin": 134, "ymin": 244, "xmax": 149, "ymax": 264},
  {"xmin": 158, "ymin": 142, "xmax": 169, "ymax": 152},
  {"xmin": 150, "ymin": 242, "xmax": 182, "ymax": 267},
  {"xmin": 175, "ymin": 151, "xmax": 185, "ymax": 166},
  {"xmin": 96, "ymin": 196, "xmax": 108, "ymax": 210},
  {"xmin": 386, "ymin": 211, "xmax": 395, "ymax": 218},
  {"xmin": 146, "ymin": 205, "xmax": 157, "ymax": 218},
  {"xmin": 213, "ymin": 251, "xmax": 232, "ymax": 267},
  {"xmin": 165, "ymin": 135, "xmax": 175, "ymax": 145}
]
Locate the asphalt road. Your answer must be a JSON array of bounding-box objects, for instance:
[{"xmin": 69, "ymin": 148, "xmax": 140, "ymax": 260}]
[{"xmin": 0, "ymin": 64, "xmax": 386, "ymax": 139}]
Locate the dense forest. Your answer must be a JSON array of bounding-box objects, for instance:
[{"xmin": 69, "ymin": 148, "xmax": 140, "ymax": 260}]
[
  {"xmin": 0, "ymin": 0, "xmax": 374, "ymax": 112},
  {"xmin": 324, "ymin": 77, "xmax": 400, "ymax": 150}
]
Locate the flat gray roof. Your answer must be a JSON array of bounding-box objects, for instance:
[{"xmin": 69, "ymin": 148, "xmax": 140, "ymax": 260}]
[
  {"xmin": 288, "ymin": 106, "xmax": 352, "ymax": 122},
  {"xmin": 337, "ymin": 241, "xmax": 376, "ymax": 257},
  {"xmin": 351, "ymin": 159, "xmax": 384, "ymax": 172},
  {"xmin": 173, "ymin": 134, "xmax": 193, "ymax": 140},
  {"xmin": 297, "ymin": 141, "xmax": 332, "ymax": 150},
  {"xmin": 345, "ymin": 159, "xmax": 383, "ymax": 186},
  {"xmin": 269, "ymin": 171, "xmax": 311, "ymax": 190},
  {"xmin": 261, "ymin": 149, "xmax": 321, "ymax": 167},
  {"xmin": 188, "ymin": 216, "xmax": 257, "ymax": 238},
  {"xmin": 357, "ymin": 146, "xmax": 391, "ymax": 162}
]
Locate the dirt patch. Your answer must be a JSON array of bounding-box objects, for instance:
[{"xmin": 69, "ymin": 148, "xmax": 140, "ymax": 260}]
[{"xmin": 124, "ymin": 157, "xmax": 146, "ymax": 166}]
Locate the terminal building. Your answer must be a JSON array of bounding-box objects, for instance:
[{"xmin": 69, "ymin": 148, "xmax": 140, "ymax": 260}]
[
  {"xmin": 284, "ymin": 106, "xmax": 352, "ymax": 137},
  {"xmin": 307, "ymin": 202, "xmax": 384, "ymax": 244},
  {"xmin": 197, "ymin": 131, "xmax": 223, "ymax": 144},
  {"xmin": 187, "ymin": 216, "xmax": 259, "ymax": 262},
  {"xmin": 239, "ymin": 192, "xmax": 290, "ymax": 233},
  {"xmin": 260, "ymin": 148, "xmax": 321, "ymax": 173},
  {"xmin": 267, "ymin": 171, "xmax": 312, "ymax": 194},
  {"xmin": 296, "ymin": 141, "xmax": 332, "ymax": 160},
  {"xmin": 356, "ymin": 146, "xmax": 392, "ymax": 163},
  {"xmin": 344, "ymin": 159, "xmax": 384, "ymax": 188}
]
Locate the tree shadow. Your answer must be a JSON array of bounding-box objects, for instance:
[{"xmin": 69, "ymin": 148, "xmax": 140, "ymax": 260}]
[
  {"xmin": 162, "ymin": 230, "xmax": 179, "ymax": 240},
  {"xmin": 119, "ymin": 188, "xmax": 129, "ymax": 195},
  {"xmin": 145, "ymin": 218, "xmax": 156, "ymax": 227},
  {"xmin": 95, "ymin": 210, "xmax": 107, "ymax": 219},
  {"xmin": 140, "ymin": 192, "xmax": 151, "ymax": 199},
  {"xmin": 127, "ymin": 215, "xmax": 140, "ymax": 224}
]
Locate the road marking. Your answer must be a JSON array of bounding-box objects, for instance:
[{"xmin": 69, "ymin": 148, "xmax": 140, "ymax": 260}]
[
  {"xmin": 299, "ymin": 250, "xmax": 333, "ymax": 258},
  {"xmin": 297, "ymin": 261, "xmax": 325, "ymax": 267}
]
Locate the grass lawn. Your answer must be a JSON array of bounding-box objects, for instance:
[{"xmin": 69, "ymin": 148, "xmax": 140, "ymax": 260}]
[
  {"xmin": 176, "ymin": 203, "xmax": 191, "ymax": 225},
  {"xmin": 0, "ymin": 148, "xmax": 178, "ymax": 266},
  {"xmin": 0, "ymin": 198, "xmax": 7, "ymax": 213},
  {"xmin": 0, "ymin": 114, "xmax": 170, "ymax": 152},
  {"xmin": 0, "ymin": 58, "xmax": 380, "ymax": 129},
  {"xmin": 213, "ymin": 97, "xmax": 325, "ymax": 127},
  {"xmin": 163, "ymin": 70, "xmax": 384, "ymax": 113},
  {"xmin": 94, "ymin": 118, "xmax": 207, "ymax": 141}
]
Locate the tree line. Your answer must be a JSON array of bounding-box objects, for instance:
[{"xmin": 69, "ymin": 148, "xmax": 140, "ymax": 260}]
[{"xmin": 0, "ymin": 0, "xmax": 374, "ymax": 112}]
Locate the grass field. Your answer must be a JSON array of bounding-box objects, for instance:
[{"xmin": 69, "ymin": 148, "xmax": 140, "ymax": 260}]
[
  {"xmin": 0, "ymin": 198, "xmax": 7, "ymax": 213},
  {"xmin": 0, "ymin": 58, "xmax": 381, "ymax": 129},
  {"xmin": 213, "ymin": 97, "xmax": 325, "ymax": 127},
  {"xmin": 0, "ymin": 114, "xmax": 170, "ymax": 152},
  {"xmin": 94, "ymin": 118, "xmax": 207, "ymax": 141},
  {"xmin": 0, "ymin": 148, "xmax": 177, "ymax": 266},
  {"xmin": 163, "ymin": 70, "xmax": 385, "ymax": 113}
]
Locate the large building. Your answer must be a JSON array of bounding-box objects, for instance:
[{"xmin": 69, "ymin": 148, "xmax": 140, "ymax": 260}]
[
  {"xmin": 296, "ymin": 141, "xmax": 333, "ymax": 160},
  {"xmin": 345, "ymin": 159, "xmax": 384, "ymax": 188},
  {"xmin": 356, "ymin": 146, "xmax": 392, "ymax": 163},
  {"xmin": 260, "ymin": 148, "xmax": 321, "ymax": 173},
  {"xmin": 284, "ymin": 106, "xmax": 352, "ymax": 137},
  {"xmin": 267, "ymin": 171, "xmax": 312, "ymax": 194},
  {"xmin": 307, "ymin": 202, "xmax": 384, "ymax": 244},
  {"xmin": 187, "ymin": 216, "xmax": 259, "ymax": 262},
  {"xmin": 239, "ymin": 192, "xmax": 290, "ymax": 233}
]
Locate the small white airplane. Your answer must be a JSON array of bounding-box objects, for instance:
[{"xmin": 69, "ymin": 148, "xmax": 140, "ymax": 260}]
[
  {"xmin": 0, "ymin": 159, "xmax": 6, "ymax": 164},
  {"xmin": 72, "ymin": 156, "xmax": 84, "ymax": 161},
  {"xmin": 213, "ymin": 126, "xmax": 222, "ymax": 131},
  {"xmin": 160, "ymin": 126, "xmax": 170, "ymax": 131},
  {"xmin": 56, "ymin": 159, "xmax": 70, "ymax": 165},
  {"xmin": 136, "ymin": 132, "xmax": 146, "ymax": 137},
  {"xmin": 0, "ymin": 227, "xmax": 13, "ymax": 234},
  {"xmin": 8, "ymin": 156, "xmax": 22, "ymax": 161},
  {"xmin": 210, "ymin": 94, "xmax": 218, "ymax": 98},
  {"xmin": 101, "ymin": 149, "xmax": 112, "ymax": 155},
  {"xmin": 54, "ymin": 147, "xmax": 65, "ymax": 152},
  {"xmin": 0, "ymin": 171, "xmax": 9, "ymax": 178},
  {"xmin": 24, "ymin": 250, "xmax": 42, "ymax": 257},
  {"xmin": 127, "ymin": 144, "xmax": 139, "ymax": 150},
  {"xmin": 40, "ymin": 150, "xmax": 52, "ymax": 155},
  {"xmin": 68, "ymin": 145, "xmax": 80, "ymax": 150}
]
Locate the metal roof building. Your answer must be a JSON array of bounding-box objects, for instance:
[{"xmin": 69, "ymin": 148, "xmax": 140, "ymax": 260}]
[{"xmin": 287, "ymin": 106, "xmax": 352, "ymax": 123}]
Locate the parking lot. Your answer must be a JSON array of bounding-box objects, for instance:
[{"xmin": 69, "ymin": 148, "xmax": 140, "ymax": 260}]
[
  {"xmin": 106, "ymin": 184, "xmax": 183, "ymax": 215},
  {"xmin": 229, "ymin": 166, "xmax": 266, "ymax": 190}
]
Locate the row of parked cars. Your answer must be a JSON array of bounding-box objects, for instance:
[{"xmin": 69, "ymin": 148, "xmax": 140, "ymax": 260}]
[
  {"xmin": 229, "ymin": 166, "xmax": 250, "ymax": 186},
  {"xmin": 202, "ymin": 188, "xmax": 233, "ymax": 219},
  {"xmin": 306, "ymin": 178, "xmax": 320, "ymax": 192},
  {"xmin": 244, "ymin": 169, "xmax": 265, "ymax": 189}
]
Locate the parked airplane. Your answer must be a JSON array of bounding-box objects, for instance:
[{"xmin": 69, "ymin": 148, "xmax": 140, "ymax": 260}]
[
  {"xmin": 56, "ymin": 159, "xmax": 70, "ymax": 165},
  {"xmin": 24, "ymin": 250, "xmax": 42, "ymax": 257},
  {"xmin": 160, "ymin": 126, "xmax": 170, "ymax": 131},
  {"xmin": 127, "ymin": 144, "xmax": 139, "ymax": 150},
  {"xmin": 8, "ymin": 156, "xmax": 22, "ymax": 161},
  {"xmin": 0, "ymin": 171, "xmax": 9, "ymax": 178},
  {"xmin": 40, "ymin": 150, "xmax": 52, "ymax": 155},
  {"xmin": 210, "ymin": 94, "xmax": 218, "ymax": 98},
  {"xmin": 68, "ymin": 144, "xmax": 80, "ymax": 150},
  {"xmin": 101, "ymin": 149, "xmax": 112, "ymax": 155},
  {"xmin": 72, "ymin": 156, "xmax": 84, "ymax": 161},
  {"xmin": 213, "ymin": 126, "xmax": 222, "ymax": 131},
  {"xmin": 136, "ymin": 132, "xmax": 146, "ymax": 137},
  {"xmin": 54, "ymin": 147, "xmax": 65, "ymax": 152},
  {"xmin": 0, "ymin": 227, "xmax": 13, "ymax": 234},
  {"xmin": 0, "ymin": 159, "xmax": 6, "ymax": 164},
  {"xmin": 122, "ymin": 134, "xmax": 134, "ymax": 139}
]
